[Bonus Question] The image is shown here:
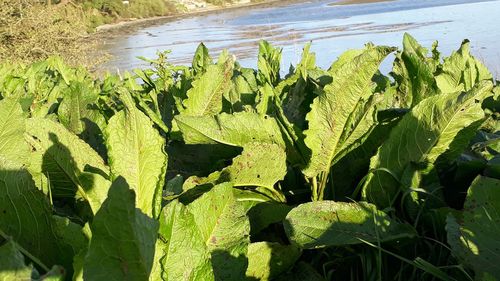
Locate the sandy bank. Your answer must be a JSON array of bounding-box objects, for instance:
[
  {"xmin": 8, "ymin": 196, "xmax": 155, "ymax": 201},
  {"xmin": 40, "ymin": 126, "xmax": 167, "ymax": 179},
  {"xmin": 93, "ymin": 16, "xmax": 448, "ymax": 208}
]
[
  {"xmin": 96, "ymin": 0, "xmax": 297, "ymax": 32},
  {"xmin": 330, "ymin": 0, "xmax": 394, "ymax": 5}
]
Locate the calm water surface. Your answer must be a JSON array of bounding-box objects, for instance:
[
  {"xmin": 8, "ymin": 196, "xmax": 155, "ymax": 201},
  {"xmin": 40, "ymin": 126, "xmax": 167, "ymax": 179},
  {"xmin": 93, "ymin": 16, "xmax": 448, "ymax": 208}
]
[{"xmin": 100, "ymin": 0, "xmax": 500, "ymax": 76}]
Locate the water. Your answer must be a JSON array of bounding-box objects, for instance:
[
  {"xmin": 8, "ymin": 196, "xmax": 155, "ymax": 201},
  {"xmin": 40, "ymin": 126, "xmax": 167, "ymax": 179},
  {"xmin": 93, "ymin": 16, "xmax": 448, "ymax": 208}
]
[{"xmin": 99, "ymin": 0, "xmax": 500, "ymax": 77}]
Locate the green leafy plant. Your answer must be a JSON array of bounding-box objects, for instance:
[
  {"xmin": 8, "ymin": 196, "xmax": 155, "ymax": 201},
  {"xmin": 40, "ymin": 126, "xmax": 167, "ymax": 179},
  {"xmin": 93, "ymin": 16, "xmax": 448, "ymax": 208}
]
[{"xmin": 0, "ymin": 33, "xmax": 499, "ymax": 281}]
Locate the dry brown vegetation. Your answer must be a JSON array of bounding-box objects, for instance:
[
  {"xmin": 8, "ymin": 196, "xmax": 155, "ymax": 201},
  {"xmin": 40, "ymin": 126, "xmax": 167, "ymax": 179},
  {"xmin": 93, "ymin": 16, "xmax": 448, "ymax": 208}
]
[{"xmin": 0, "ymin": 0, "xmax": 101, "ymax": 66}]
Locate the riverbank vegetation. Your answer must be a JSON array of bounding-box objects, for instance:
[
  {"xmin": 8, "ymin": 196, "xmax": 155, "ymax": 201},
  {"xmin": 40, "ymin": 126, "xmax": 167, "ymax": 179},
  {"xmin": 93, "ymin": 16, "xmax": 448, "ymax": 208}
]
[
  {"xmin": 0, "ymin": 34, "xmax": 499, "ymax": 280},
  {"xmin": 0, "ymin": 0, "xmax": 95, "ymax": 65}
]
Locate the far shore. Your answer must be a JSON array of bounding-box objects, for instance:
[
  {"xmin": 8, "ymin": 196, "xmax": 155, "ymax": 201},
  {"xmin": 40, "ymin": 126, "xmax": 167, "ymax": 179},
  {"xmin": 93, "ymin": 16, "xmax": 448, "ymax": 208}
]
[
  {"xmin": 96, "ymin": 0, "xmax": 395, "ymax": 33},
  {"xmin": 96, "ymin": 0, "xmax": 300, "ymax": 32},
  {"xmin": 330, "ymin": 0, "xmax": 394, "ymax": 5}
]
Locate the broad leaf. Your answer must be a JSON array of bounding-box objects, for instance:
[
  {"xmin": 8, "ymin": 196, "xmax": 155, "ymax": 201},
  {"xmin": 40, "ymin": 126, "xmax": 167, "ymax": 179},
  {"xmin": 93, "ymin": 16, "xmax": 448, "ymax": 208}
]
[
  {"xmin": 105, "ymin": 91, "xmax": 167, "ymax": 218},
  {"xmin": 187, "ymin": 183, "xmax": 250, "ymax": 280},
  {"xmin": 256, "ymin": 83, "xmax": 274, "ymax": 115},
  {"xmin": 0, "ymin": 98, "xmax": 29, "ymax": 167},
  {"xmin": 155, "ymin": 201, "xmax": 212, "ymax": 281},
  {"xmin": 400, "ymin": 162, "xmax": 444, "ymax": 220},
  {"xmin": 183, "ymin": 56, "xmax": 234, "ymax": 116},
  {"xmin": 192, "ymin": 43, "xmax": 213, "ymax": 75},
  {"xmin": 392, "ymin": 33, "xmax": 439, "ymax": 107},
  {"xmin": 279, "ymin": 44, "xmax": 320, "ymax": 129},
  {"xmin": 302, "ymin": 45, "xmax": 394, "ymax": 178},
  {"xmin": 328, "ymin": 48, "xmax": 363, "ymax": 72},
  {"xmin": 330, "ymin": 110, "xmax": 405, "ymax": 200},
  {"xmin": 166, "ymin": 141, "xmax": 241, "ymax": 179},
  {"xmin": 156, "ymin": 183, "xmax": 250, "ymax": 281},
  {"xmin": 184, "ymin": 142, "xmax": 287, "ymax": 200},
  {"xmin": 284, "ymin": 201, "xmax": 415, "ymax": 248},
  {"xmin": 246, "ymin": 202, "xmax": 292, "ymax": 236},
  {"xmin": 296, "ymin": 43, "xmax": 316, "ymax": 81},
  {"xmin": 0, "ymin": 99, "xmax": 75, "ymax": 270},
  {"xmin": 257, "ymin": 40, "xmax": 282, "ymax": 86},
  {"xmin": 230, "ymin": 68, "xmax": 257, "ymax": 108},
  {"xmin": 52, "ymin": 216, "xmax": 89, "ymax": 257},
  {"xmin": 446, "ymin": 176, "xmax": 500, "ymax": 280},
  {"xmin": 58, "ymin": 82, "xmax": 106, "ymax": 135},
  {"xmin": 436, "ymin": 40, "xmax": 492, "ymax": 94},
  {"xmin": 362, "ymin": 81, "xmax": 493, "ymax": 208},
  {"xmin": 58, "ymin": 82, "xmax": 107, "ymax": 157},
  {"xmin": 0, "ymin": 168, "xmax": 76, "ymax": 272},
  {"xmin": 175, "ymin": 112, "xmax": 285, "ymax": 148},
  {"xmin": 84, "ymin": 177, "xmax": 159, "ymax": 281},
  {"xmin": 25, "ymin": 118, "xmax": 110, "ymax": 214}
]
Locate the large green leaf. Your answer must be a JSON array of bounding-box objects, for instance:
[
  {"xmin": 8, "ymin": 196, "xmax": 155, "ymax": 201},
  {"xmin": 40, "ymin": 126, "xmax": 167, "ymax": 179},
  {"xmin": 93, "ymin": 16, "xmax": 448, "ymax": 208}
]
[
  {"xmin": 0, "ymin": 240, "xmax": 33, "ymax": 281},
  {"xmin": 105, "ymin": 91, "xmax": 167, "ymax": 218},
  {"xmin": 400, "ymin": 162, "xmax": 444, "ymax": 220},
  {"xmin": 0, "ymin": 168, "xmax": 75, "ymax": 271},
  {"xmin": 362, "ymin": 81, "xmax": 493, "ymax": 208},
  {"xmin": 25, "ymin": 118, "xmax": 110, "ymax": 214},
  {"xmin": 175, "ymin": 112, "xmax": 285, "ymax": 148},
  {"xmin": 330, "ymin": 110, "xmax": 405, "ymax": 200},
  {"xmin": 52, "ymin": 216, "xmax": 89, "ymax": 258},
  {"xmin": 156, "ymin": 183, "xmax": 250, "ymax": 281},
  {"xmin": 230, "ymin": 68, "xmax": 257, "ymax": 108},
  {"xmin": 279, "ymin": 43, "xmax": 321, "ymax": 129},
  {"xmin": 187, "ymin": 183, "xmax": 250, "ymax": 280},
  {"xmin": 183, "ymin": 142, "xmax": 287, "ymax": 200},
  {"xmin": 302, "ymin": 45, "xmax": 394, "ymax": 178},
  {"xmin": 296, "ymin": 43, "xmax": 316, "ymax": 81},
  {"xmin": 0, "ymin": 98, "xmax": 29, "ymax": 167},
  {"xmin": 246, "ymin": 242, "xmax": 301, "ymax": 280},
  {"xmin": 257, "ymin": 40, "xmax": 282, "ymax": 86},
  {"xmin": 182, "ymin": 56, "xmax": 234, "ymax": 116},
  {"xmin": 58, "ymin": 82, "xmax": 107, "ymax": 157},
  {"xmin": 192, "ymin": 43, "xmax": 213, "ymax": 75},
  {"xmin": 446, "ymin": 176, "xmax": 500, "ymax": 280},
  {"xmin": 84, "ymin": 177, "xmax": 159, "ymax": 281},
  {"xmin": 246, "ymin": 202, "xmax": 292, "ymax": 236},
  {"xmin": 256, "ymin": 82, "xmax": 274, "ymax": 115},
  {"xmin": 436, "ymin": 40, "xmax": 492, "ymax": 95},
  {"xmin": 57, "ymin": 82, "xmax": 105, "ymax": 135},
  {"xmin": 155, "ymin": 201, "xmax": 212, "ymax": 281},
  {"xmin": 166, "ymin": 141, "xmax": 241, "ymax": 179},
  {"xmin": 284, "ymin": 201, "xmax": 415, "ymax": 249},
  {"xmin": 391, "ymin": 33, "xmax": 439, "ymax": 107},
  {"xmin": 0, "ymin": 99, "xmax": 75, "ymax": 270}
]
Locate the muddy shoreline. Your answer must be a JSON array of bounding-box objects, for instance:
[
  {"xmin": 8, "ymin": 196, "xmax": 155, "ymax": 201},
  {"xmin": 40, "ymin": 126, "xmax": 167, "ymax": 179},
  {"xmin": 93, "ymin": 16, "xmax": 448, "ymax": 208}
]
[
  {"xmin": 95, "ymin": 0, "xmax": 304, "ymax": 33},
  {"xmin": 331, "ymin": 0, "xmax": 394, "ymax": 5}
]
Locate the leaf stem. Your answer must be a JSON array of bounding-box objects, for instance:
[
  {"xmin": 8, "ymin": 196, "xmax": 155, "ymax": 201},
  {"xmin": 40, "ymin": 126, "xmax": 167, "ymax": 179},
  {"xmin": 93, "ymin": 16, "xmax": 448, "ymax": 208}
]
[
  {"xmin": 311, "ymin": 176, "xmax": 319, "ymax": 201},
  {"xmin": 318, "ymin": 172, "xmax": 328, "ymax": 200}
]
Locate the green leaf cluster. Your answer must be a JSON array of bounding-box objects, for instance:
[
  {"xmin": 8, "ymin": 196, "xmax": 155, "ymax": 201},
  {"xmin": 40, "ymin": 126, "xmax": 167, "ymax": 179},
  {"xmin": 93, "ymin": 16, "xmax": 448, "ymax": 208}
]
[{"xmin": 0, "ymin": 34, "xmax": 499, "ymax": 280}]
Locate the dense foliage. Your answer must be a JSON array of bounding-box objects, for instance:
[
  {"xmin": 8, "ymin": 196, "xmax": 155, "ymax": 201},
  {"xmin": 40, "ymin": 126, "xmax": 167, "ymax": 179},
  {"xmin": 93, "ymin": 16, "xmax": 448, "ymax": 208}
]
[{"xmin": 0, "ymin": 34, "xmax": 499, "ymax": 280}]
